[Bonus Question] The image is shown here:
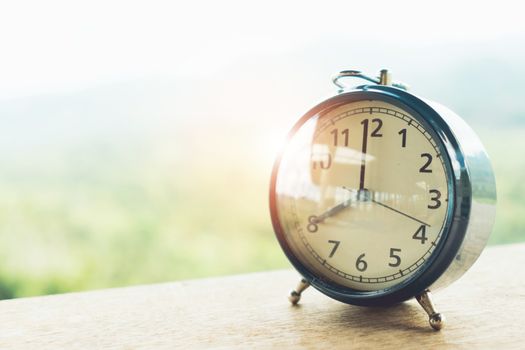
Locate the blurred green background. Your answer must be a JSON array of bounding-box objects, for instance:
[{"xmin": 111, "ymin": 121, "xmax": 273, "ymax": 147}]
[{"xmin": 0, "ymin": 1, "xmax": 524, "ymax": 298}]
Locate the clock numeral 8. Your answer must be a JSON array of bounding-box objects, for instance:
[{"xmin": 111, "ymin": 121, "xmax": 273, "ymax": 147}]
[{"xmin": 306, "ymin": 215, "xmax": 319, "ymax": 233}]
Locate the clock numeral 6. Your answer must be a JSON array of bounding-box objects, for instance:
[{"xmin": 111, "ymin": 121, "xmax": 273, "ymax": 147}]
[
  {"xmin": 388, "ymin": 248, "xmax": 402, "ymax": 267},
  {"xmin": 356, "ymin": 253, "xmax": 368, "ymax": 272}
]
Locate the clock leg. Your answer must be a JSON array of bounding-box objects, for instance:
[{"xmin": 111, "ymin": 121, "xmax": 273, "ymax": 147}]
[
  {"xmin": 288, "ymin": 278, "xmax": 310, "ymax": 305},
  {"xmin": 415, "ymin": 289, "xmax": 445, "ymax": 330}
]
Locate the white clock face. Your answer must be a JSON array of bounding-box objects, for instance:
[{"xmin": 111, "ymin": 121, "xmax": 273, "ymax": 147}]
[{"xmin": 275, "ymin": 99, "xmax": 451, "ymax": 291}]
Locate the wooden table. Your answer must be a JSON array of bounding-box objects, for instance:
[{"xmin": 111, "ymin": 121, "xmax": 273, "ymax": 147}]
[{"xmin": 0, "ymin": 243, "xmax": 523, "ymax": 349}]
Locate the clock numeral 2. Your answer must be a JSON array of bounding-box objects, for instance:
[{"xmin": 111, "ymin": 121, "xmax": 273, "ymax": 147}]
[
  {"xmin": 412, "ymin": 225, "xmax": 428, "ymax": 244},
  {"xmin": 419, "ymin": 153, "xmax": 433, "ymax": 173}
]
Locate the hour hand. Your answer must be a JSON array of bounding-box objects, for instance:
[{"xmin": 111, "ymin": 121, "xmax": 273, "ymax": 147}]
[{"xmin": 313, "ymin": 198, "xmax": 352, "ymax": 223}]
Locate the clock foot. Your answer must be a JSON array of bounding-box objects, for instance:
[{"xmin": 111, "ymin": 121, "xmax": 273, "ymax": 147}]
[
  {"xmin": 288, "ymin": 278, "xmax": 310, "ymax": 305},
  {"xmin": 415, "ymin": 289, "xmax": 445, "ymax": 330}
]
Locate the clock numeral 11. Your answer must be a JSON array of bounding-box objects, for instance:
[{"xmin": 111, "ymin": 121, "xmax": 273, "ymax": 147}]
[{"xmin": 330, "ymin": 128, "xmax": 349, "ymax": 147}]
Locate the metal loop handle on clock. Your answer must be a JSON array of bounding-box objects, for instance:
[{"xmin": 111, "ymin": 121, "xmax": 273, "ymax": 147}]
[{"xmin": 332, "ymin": 69, "xmax": 408, "ymax": 92}]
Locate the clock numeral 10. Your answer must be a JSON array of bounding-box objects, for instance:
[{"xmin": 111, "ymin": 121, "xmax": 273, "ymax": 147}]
[{"xmin": 311, "ymin": 154, "xmax": 332, "ymax": 170}]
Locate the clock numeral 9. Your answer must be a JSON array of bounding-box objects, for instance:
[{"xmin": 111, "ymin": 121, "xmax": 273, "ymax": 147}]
[
  {"xmin": 428, "ymin": 189, "xmax": 441, "ymax": 209},
  {"xmin": 311, "ymin": 154, "xmax": 332, "ymax": 170},
  {"xmin": 330, "ymin": 128, "xmax": 349, "ymax": 147},
  {"xmin": 389, "ymin": 248, "xmax": 402, "ymax": 267},
  {"xmin": 356, "ymin": 253, "xmax": 368, "ymax": 272}
]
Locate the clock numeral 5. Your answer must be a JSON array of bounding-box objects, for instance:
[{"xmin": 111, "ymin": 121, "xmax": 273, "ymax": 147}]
[{"xmin": 388, "ymin": 248, "xmax": 402, "ymax": 267}]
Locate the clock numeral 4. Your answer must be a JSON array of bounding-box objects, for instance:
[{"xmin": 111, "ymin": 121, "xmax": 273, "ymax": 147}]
[{"xmin": 412, "ymin": 225, "xmax": 428, "ymax": 244}]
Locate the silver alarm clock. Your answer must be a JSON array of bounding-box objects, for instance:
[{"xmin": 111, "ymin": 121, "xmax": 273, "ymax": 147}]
[{"xmin": 269, "ymin": 69, "xmax": 496, "ymax": 330}]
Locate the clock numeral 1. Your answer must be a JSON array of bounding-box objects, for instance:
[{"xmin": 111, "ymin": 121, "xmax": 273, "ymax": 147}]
[
  {"xmin": 388, "ymin": 248, "xmax": 402, "ymax": 267},
  {"xmin": 412, "ymin": 225, "xmax": 428, "ymax": 244},
  {"xmin": 330, "ymin": 128, "xmax": 349, "ymax": 147},
  {"xmin": 355, "ymin": 253, "xmax": 368, "ymax": 272},
  {"xmin": 328, "ymin": 240, "xmax": 340, "ymax": 258},
  {"xmin": 398, "ymin": 128, "xmax": 407, "ymax": 148}
]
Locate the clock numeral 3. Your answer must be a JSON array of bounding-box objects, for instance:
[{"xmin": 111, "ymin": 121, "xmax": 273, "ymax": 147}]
[{"xmin": 428, "ymin": 189, "xmax": 441, "ymax": 209}]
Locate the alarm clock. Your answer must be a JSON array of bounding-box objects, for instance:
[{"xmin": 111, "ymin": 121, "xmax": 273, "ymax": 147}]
[{"xmin": 269, "ymin": 69, "xmax": 496, "ymax": 330}]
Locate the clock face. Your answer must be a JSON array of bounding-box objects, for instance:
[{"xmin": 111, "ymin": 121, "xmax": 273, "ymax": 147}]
[{"xmin": 273, "ymin": 98, "xmax": 452, "ymax": 291}]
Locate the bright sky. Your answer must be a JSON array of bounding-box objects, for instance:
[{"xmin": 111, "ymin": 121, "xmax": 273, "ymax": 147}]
[{"xmin": 0, "ymin": 0, "xmax": 523, "ymax": 99}]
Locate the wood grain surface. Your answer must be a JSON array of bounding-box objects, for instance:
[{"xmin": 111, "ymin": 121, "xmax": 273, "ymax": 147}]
[{"xmin": 0, "ymin": 243, "xmax": 523, "ymax": 349}]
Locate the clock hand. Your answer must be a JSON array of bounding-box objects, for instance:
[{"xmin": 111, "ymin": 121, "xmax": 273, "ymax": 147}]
[
  {"xmin": 341, "ymin": 186, "xmax": 430, "ymax": 227},
  {"xmin": 370, "ymin": 198, "xmax": 431, "ymax": 227},
  {"xmin": 359, "ymin": 119, "xmax": 369, "ymax": 191},
  {"xmin": 313, "ymin": 198, "xmax": 352, "ymax": 223}
]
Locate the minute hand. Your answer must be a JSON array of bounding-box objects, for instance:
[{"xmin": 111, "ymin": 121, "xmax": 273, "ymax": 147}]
[{"xmin": 370, "ymin": 198, "xmax": 431, "ymax": 227}]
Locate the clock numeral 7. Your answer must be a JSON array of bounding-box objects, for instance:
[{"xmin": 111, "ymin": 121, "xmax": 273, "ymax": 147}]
[{"xmin": 328, "ymin": 240, "xmax": 340, "ymax": 258}]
